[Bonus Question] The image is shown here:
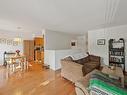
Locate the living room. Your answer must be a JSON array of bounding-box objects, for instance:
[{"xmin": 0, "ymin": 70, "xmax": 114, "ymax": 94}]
[{"xmin": 0, "ymin": 0, "xmax": 127, "ymax": 95}]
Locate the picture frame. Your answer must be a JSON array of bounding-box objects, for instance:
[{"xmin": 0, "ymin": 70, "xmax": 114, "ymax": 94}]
[
  {"xmin": 7, "ymin": 39, "xmax": 13, "ymax": 45},
  {"xmin": 71, "ymin": 40, "xmax": 77, "ymax": 49},
  {"xmin": 97, "ymin": 39, "xmax": 105, "ymax": 45},
  {"xmin": 13, "ymin": 41, "xmax": 18, "ymax": 46},
  {"xmin": 1, "ymin": 38, "xmax": 6, "ymax": 44},
  {"xmin": 71, "ymin": 42, "xmax": 76, "ymax": 46}
]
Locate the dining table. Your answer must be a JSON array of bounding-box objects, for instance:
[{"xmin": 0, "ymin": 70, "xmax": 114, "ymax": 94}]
[{"xmin": 7, "ymin": 55, "xmax": 28, "ymax": 72}]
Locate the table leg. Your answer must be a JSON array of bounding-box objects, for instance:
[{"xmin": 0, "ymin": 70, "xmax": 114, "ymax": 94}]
[
  {"xmin": 121, "ymin": 77, "xmax": 124, "ymax": 87},
  {"xmin": 7, "ymin": 64, "xmax": 9, "ymax": 70},
  {"xmin": 21, "ymin": 62, "xmax": 23, "ymax": 71},
  {"xmin": 12, "ymin": 64, "xmax": 15, "ymax": 72},
  {"xmin": 23, "ymin": 62, "xmax": 26, "ymax": 70}
]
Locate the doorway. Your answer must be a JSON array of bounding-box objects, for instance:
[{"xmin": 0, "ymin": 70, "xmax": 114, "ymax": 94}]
[
  {"xmin": 23, "ymin": 36, "xmax": 44, "ymax": 65},
  {"xmin": 34, "ymin": 37, "xmax": 44, "ymax": 64}
]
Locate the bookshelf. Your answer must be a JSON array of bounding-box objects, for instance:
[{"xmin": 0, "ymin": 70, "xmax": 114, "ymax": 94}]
[{"xmin": 109, "ymin": 38, "xmax": 125, "ymax": 71}]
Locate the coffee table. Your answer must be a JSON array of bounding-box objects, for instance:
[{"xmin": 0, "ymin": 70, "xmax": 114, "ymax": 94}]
[{"xmin": 102, "ymin": 66, "xmax": 124, "ymax": 87}]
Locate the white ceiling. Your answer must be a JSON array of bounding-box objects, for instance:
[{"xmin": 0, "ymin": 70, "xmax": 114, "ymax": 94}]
[{"xmin": 0, "ymin": 0, "xmax": 126, "ymax": 35}]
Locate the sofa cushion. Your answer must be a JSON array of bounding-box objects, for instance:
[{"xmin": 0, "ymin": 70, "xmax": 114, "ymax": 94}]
[
  {"xmin": 73, "ymin": 58, "xmax": 85, "ymax": 65},
  {"xmin": 82, "ymin": 62, "xmax": 100, "ymax": 76},
  {"xmin": 89, "ymin": 55, "xmax": 100, "ymax": 62},
  {"xmin": 73, "ymin": 56, "xmax": 90, "ymax": 65},
  {"xmin": 71, "ymin": 53, "xmax": 88, "ymax": 60}
]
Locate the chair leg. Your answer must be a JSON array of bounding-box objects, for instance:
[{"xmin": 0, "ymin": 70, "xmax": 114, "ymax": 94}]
[
  {"xmin": 23, "ymin": 62, "xmax": 25, "ymax": 71},
  {"xmin": 12, "ymin": 64, "xmax": 15, "ymax": 72},
  {"xmin": 20, "ymin": 62, "xmax": 23, "ymax": 71},
  {"xmin": 7, "ymin": 64, "xmax": 9, "ymax": 70}
]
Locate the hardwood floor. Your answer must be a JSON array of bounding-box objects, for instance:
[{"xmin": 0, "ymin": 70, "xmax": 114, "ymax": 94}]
[{"xmin": 0, "ymin": 63, "xmax": 76, "ymax": 95}]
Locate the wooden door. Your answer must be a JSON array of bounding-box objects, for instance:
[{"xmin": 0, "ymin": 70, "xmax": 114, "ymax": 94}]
[
  {"xmin": 23, "ymin": 40, "xmax": 34, "ymax": 61},
  {"xmin": 29, "ymin": 40, "xmax": 34, "ymax": 61},
  {"xmin": 23, "ymin": 40, "xmax": 29, "ymax": 60}
]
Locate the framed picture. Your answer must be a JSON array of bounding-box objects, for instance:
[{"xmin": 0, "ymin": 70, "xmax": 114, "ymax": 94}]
[
  {"xmin": 71, "ymin": 40, "xmax": 77, "ymax": 49},
  {"xmin": 13, "ymin": 41, "xmax": 18, "ymax": 46},
  {"xmin": 71, "ymin": 42, "xmax": 76, "ymax": 46},
  {"xmin": 7, "ymin": 39, "xmax": 13, "ymax": 45},
  {"xmin": 1, "ymin": 38, "xmax": 6, "ymax": 44},
  {"xmin": 97, "ymin": 39, "xmax": 105, "ymax": 45}
]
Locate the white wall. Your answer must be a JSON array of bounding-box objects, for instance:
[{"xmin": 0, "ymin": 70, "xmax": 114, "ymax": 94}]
[
  {"xmin": 44, "ymin": 30, "xmax": 77, "ymax": 50},
  {"xmin": 77, "ymin": 34, "xmax": 87, "ymax": 52},
  {"xmin": 44, "ymin": 49, "xmax": 83, "ymax": 70},
  {"xmin": 44, "ymin": 50, "xmax": 55, "ymax": 70},
  {"xmin": 88, "ymin": 25, "xmax": 127, "ymax": 71}
]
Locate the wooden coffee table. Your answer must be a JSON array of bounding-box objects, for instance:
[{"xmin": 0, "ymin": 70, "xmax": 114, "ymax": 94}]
[{"xmin": 102, "ymin": 66, "xmax": 124, "ymax": 87}]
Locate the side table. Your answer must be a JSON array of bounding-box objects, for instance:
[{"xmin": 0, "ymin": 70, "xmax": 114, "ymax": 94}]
[{"xmin": 102, "ymin": 66, "xmax": 124, "ymax": 87}]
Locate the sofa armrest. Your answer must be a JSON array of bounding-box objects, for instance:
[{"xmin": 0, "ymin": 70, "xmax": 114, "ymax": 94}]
[
  {"xmin": 61, "ymin": 60, "xmax": 83, "ymax": 82},
  {"xmin": 61, "ymin": 60, "xmax": 83, "ymax": 73},
  {"xmin": 75, "ymin": 79, "xmax": 90, "ymax": 95},
  {"xmin": 61, "ymin": 60, "xmax": 82, "ymax": 67}
]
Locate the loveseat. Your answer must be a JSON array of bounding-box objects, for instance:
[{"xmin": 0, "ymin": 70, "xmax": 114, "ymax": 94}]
[{"xmin": 61, "ymin": 54, "xmax": 100, "ymax": 83}]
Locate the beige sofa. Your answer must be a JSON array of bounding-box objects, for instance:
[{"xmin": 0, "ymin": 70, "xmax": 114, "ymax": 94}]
[{"xmin": 61, "ymin": 55, "xmax": 100, "ymax": 83}]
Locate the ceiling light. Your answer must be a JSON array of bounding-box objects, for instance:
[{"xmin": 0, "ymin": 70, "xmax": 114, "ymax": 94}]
[{"xmin": 17, "ymin": 26, "xmax": 22, "ymax": 30}]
